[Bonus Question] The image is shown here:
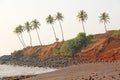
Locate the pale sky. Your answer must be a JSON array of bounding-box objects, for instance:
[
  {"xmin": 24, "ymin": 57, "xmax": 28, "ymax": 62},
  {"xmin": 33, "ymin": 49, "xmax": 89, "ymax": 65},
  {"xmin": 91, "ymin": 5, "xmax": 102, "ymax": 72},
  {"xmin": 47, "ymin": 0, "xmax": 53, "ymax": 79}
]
[{"xmin": 0, "ymin": 0, "xmax": 120, "ymax": 56}]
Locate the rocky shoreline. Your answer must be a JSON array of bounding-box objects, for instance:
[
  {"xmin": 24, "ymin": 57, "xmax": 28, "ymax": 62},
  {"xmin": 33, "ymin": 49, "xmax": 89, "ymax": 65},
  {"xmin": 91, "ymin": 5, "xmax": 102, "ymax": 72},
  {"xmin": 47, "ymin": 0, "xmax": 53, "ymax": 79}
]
[
  {"xmin": 0, "ymin": 54, "xmax": 119, "ymax": 80},
  {"xmin": 0, "ymin": 53, "xmax": 117, "ymax": 68},
  {"xmin": 0, "ymin": 54, "xmax": 83, "ymax": 68}
]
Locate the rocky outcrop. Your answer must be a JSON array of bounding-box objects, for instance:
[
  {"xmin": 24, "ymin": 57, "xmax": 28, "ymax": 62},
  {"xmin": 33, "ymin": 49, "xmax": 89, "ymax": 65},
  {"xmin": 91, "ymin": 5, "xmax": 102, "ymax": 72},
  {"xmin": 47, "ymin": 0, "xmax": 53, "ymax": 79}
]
[{"xmin": 0, "ymin": 54, "xmax": 82, "ymax": 68}]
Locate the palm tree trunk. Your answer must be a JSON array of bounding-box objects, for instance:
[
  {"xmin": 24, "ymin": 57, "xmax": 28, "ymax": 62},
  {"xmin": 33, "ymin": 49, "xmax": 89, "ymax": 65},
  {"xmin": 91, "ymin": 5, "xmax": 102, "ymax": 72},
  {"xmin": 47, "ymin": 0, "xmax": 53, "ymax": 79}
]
[
  {"xmin": 21, "ymin": 33, "xmax": 26, "ymax": 47},
  {"xmin": 82, "ymin": 21, "xmax": 86, "ymax": 33},
  {"xmin": 51, "ymin": 24, "xmax": 57, "ymax": 42},
  {"xmin": 59, "ymin": 21, "xmax": 64, "ymax": 42},
  {"xmin": 17, "ymin": 34, "xmax": 25, "ymax": 48},
  {"xmin": 104, "ymin": 21, "xmax": 107, "ymax": 32},
  {"xmin": 28, "ymin": 31, "xmax": 32, "ymax": 46},
  {"xmin": 36, "ymin": 29, "xmax": 42, "ymax": 46}
]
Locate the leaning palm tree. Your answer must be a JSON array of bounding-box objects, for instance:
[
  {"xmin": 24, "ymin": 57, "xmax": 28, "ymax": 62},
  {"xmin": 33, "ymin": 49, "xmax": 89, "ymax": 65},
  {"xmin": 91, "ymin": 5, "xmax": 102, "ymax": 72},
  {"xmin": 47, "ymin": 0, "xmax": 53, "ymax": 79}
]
[
  {"xmin": 77, "ymin": 10, "xmax": 88, "ymax": 33},
  {"xmin": 31, "ymin": 19, "xmax": 42, "ymax": 45},
  {"xmin": 55, "ymin": 12, "xmax": 64, "ymax": 41},
  {"xmin": 17, "ymin": 25, "xmax": 26, "ymax": 47},
  {"xmin": 14, "ymin": 26, "xmax": 25, "ymax": 48},
  {"xmin": 25, "ymin": 21, "xmax": 32, "ymax": 46},
  {"xmin": 99, "ymin": 12, "xmax": 110, "ymax": 32},
  {"xmin": 46, "ymin": 15, "xmax": 57, "ymax": 42}
]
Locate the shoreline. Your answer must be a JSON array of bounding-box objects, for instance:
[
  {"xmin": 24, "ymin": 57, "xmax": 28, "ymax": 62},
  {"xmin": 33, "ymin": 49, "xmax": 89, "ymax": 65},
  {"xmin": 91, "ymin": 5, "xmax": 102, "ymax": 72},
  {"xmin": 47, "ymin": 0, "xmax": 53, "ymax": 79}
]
[
  {"xmin": 24, "ymin": 61, "xmax": 120, "ymax": 80},
  {"xmin": 1, "ymin": 61, "xmax": 120, "ymax": 80},
  {"xmin": 0, "ymin": 64, "xmax": 57, "ymax": 80}
]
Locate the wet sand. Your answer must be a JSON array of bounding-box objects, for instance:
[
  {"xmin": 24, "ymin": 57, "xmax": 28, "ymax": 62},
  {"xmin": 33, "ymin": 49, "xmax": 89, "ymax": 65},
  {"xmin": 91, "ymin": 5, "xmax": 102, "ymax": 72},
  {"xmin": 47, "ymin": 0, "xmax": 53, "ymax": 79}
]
[{"xmin": 23, "ymin": 62, "xmax": 120, "ymax": 80}]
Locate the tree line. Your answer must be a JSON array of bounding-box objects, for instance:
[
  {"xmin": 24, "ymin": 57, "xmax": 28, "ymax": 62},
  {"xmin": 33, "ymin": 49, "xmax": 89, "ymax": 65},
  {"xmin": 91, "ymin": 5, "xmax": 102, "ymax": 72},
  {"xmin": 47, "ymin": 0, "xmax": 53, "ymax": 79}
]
[{"xmin": 14, "ymin": 10, "xmax": 110, "ymax": 48}]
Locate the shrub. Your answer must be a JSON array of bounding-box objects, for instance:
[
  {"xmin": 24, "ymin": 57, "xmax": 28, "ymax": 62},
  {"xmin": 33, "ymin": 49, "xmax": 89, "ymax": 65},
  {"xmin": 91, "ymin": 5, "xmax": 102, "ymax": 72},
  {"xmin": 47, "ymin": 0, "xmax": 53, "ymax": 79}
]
[
  {"xmin": 53, "ymin": 47, "xmax": 60, "ymax": 55},
  {"xmin": 114, "ymin": 29, "xmax": 120, "ymax": 38},
  {"xmin": 60, "ymin": 33, "xmax": 93, "ymax": 56},
  {"xmin": 60, "ymin": 39, "xmax": 77, "ymax": 56},
  {"xmin": 86, "ymin": 34, "xmax": 93, "ymax": 43}
]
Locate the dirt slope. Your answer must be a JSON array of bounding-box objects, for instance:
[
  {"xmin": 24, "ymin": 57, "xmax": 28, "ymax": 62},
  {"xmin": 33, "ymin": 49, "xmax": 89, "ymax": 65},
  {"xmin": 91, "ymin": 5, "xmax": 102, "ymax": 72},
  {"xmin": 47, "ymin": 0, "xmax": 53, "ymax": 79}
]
[{"xmin": 19, "ymin": 42, "xmax": 63, "ymax": 58}]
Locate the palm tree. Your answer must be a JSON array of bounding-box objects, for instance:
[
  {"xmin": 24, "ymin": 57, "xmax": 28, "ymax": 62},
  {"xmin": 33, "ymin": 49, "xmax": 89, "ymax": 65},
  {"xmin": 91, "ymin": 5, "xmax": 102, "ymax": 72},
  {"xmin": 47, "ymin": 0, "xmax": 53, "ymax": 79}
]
[
  {"xmin": 14, "ymin": 26, "xmax": 25, "ymax": 48},
  {"xmin": 46, "ymin": 14, "xmax": 57, "ymax": 42},
  {"xmin": 77, "ymin": 10, "xmax": 88, "ymax": 33},
  {"xmin": 17, "ymin": 25, "xmax": 26, "ymax": 47},
  {"xmin": 55, "ymin": 12, "xmax": 64, "ymax": 41},
  {"xmin": 25, "ymin": 21, "xmax": 32, "ymax": 46},
  {"xmin": 31, "ymin": 19, "xmax": 42, "ymax": 45},
  {"xmin": 99, "ymin": 12, "xmax": 110, "ymax": 32}
]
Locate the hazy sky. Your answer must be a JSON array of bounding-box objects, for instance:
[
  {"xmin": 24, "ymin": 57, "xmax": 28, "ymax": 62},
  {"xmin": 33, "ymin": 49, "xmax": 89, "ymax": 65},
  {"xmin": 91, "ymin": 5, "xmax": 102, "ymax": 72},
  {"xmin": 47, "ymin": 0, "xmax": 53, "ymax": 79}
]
[{"xmin": 0, "ymin": 0, "xmax": 120, "ymax": 56}]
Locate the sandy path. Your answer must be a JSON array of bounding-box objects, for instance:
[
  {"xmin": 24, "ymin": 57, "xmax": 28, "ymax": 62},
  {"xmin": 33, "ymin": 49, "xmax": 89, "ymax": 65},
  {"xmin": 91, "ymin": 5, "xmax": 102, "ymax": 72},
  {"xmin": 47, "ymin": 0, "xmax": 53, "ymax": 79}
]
[{"xmin": 24, "ymin": 62, "xmax": 120, "ymax": 80}]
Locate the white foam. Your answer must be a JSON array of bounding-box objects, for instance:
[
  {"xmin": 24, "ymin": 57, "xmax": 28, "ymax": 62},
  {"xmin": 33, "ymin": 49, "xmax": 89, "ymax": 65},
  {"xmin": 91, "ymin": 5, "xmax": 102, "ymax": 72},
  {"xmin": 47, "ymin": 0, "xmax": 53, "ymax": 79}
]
[{"xmin": 0, "ymin": 64, "xmax": 57, "ymax": 78}]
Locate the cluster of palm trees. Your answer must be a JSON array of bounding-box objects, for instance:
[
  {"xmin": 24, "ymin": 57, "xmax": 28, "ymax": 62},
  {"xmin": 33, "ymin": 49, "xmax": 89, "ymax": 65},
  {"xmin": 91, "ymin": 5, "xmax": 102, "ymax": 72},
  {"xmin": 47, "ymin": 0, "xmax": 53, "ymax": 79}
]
[
  {"xmin": 14, "ymin": 12, "xmax": 64, "ymax": 48},
  {"xmin": 46, "ymin": 12, "xmax": 64, "ymax": 42},
  {"xmin": 14, "ymin": 19, "xmax": 42, "ymax": 48},
  {"xmin": 14, "ymin": 10, "xmax": 110, "ymax": 48}
]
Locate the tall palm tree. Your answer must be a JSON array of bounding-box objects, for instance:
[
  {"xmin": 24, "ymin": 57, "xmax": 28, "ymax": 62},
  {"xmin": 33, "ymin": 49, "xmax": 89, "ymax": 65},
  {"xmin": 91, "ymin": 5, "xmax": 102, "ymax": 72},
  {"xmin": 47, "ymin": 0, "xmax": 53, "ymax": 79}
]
[
  {"xmin": 31, "ymin": 19, "xmax": 42, "ymax": 45},
  {"xmin": 25, "ymin": 21, "xmax": 32, "ymax": 46},
  {"xmin": 46, "ymin": 15, "xmax": 57, "ymax": 42},
  {"xmin": 14, "ymin": 26, "xmax": 25, "ymax": 48},
  {"xmin": 77, "ymin": 10, "xmax": 88, "ymax": 33},
  {"xmin": 99, "ymin": 12, "xmax": 110, "ymax": 32},
  {"xmin": 55, "ymin": 12, "xmax": 64, "ymax": 41},
  {"xmin": 17, "ymin": 25, "xmax": 26, "ymax": 47}
]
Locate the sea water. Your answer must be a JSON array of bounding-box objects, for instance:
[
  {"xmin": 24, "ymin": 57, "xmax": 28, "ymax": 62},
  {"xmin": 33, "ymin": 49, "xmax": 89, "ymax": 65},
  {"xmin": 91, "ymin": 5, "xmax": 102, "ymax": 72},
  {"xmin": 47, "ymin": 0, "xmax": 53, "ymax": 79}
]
[{"xmin": 0, "ymin": 64, "xmax": 57, "ymax": 78}]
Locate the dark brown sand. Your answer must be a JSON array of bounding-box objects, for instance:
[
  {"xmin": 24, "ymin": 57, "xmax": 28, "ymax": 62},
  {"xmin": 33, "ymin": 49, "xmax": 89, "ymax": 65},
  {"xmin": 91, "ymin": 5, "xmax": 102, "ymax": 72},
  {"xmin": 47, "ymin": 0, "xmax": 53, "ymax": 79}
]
[{"xmin": 23, "ymin": 62, "xmax": 120, "ymax": 80}]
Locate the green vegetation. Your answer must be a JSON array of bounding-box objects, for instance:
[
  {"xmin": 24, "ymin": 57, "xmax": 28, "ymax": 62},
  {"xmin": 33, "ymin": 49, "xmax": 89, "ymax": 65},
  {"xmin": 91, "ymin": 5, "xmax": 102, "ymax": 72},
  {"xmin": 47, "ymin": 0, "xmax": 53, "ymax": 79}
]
[
  {"xmin": 53, "ymin": 47, "xmax": 60, "ymax": 55},
  {"xmin": 114, "ymin": 29, "xmax": 120, "ymax": 38},
  {"xmin": 99, "ymin": 12, "xmax": 110, "ymax": 32},
  {"xmin": 54, "ymin": 33, "xmax": 93, "ymax": 56},
  {"xmin": 86, "ymin": 34, "xmax": 93, "ymax": 43}
]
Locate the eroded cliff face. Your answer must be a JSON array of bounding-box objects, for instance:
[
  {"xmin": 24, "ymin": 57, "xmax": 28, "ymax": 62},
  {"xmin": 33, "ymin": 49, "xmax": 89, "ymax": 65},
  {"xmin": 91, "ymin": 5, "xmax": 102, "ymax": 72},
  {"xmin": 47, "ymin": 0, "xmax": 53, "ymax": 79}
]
[
  {"xmin": 11, "ymin": 30, "xmax": 120, "ymax": 61},
  {"xmin": 77, "ymin": 30, "xmax": 120, "ymax": 60},
  {"xmin": 18, "ymin": 42, "xmax": 63, "ymax": 58}
]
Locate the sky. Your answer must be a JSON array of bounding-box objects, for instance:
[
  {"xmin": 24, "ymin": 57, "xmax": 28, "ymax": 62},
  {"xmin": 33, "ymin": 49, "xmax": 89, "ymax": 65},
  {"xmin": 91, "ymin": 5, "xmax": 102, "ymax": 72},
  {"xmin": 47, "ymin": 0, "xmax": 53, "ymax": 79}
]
[{"xmin": 0, "ymin": 0, "xmax": 120, "ymax": 56}]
